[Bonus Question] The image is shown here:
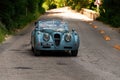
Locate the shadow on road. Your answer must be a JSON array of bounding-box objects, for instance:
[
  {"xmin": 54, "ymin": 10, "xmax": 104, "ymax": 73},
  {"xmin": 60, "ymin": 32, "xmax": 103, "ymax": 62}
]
[
  {"xmin": 38, "ymin": 51, "xmax": 71, "ymax": 57},
  {"xmin": 10, "ymin": 48, "xmax": 72, "ymax": 57}
]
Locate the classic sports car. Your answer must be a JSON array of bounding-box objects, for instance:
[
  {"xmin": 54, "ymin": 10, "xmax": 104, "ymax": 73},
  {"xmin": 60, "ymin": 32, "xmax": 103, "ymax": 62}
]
[{"xmin": 31, "ymin": 19, "xmax": 80, "ymax": 56}]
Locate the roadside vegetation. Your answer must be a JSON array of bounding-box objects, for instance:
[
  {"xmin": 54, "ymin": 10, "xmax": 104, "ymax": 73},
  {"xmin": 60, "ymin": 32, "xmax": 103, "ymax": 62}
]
[
  {"xmin": 98, "ymin": 0, "xmax": 120, "ymax": 28},
  {"xmin": 66, "ymin": 0, "xmax": 120, "ymax": 28},
  {"xmin": 0, "ymin": 0, "xmax": 45, "ymax": 43},
  {"xmin": 0, "ymin": 0, "xmax": 119, "ymax": 43},
  {"xmin": 0, "ymin": 22, "xmax": 7, "ymax": 43},
  {"xmin": 42, "ymin": 0, "xmax": 120, "ymax": 28}
]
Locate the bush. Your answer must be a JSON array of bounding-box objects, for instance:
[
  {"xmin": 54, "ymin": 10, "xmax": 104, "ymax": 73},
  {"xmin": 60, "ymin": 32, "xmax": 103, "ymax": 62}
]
[
  {"xmin": 0, "ymin": 0, "xmax": 46, "ymax": 43},
  {"xmin": 97, "ymin": 0, "xmax": 120, "ymax": 27},
  {"xmin": 0, "ymin": 0, "xmax": 45, "ymax": 31},
  {"xmin": 69, "ymin": 0, "xmax": 90, "ymax": 11},
  {"xmin": 49, "ymin": 3, "xmax": 57, "ymax": 9},
  {"xmin": 98, "ymin": 0, "xmax": 120, "ymax": 28},
  {"xmin": 0, "ymin": 22, "xmax": 7, "ymax": 43},
  {"xmin": 42, "ymin": 1, "xmax": 49, "ymax": 10},
  {"xmin": 111, "ymin": 15, "xmax": 120, "ymax": 27},
  {"xmin": 75, "ymin": 3, "xmax": 81, "ymax": 11},
  {"xmin": 71, "ymin": 4, "xmax": 76, "ymax": 10}
]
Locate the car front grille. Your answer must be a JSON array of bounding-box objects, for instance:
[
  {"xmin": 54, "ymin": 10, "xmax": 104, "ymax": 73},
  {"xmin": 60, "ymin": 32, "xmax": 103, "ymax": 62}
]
[{"xmin": 54, "ymin": 34, "xmax": 60, "ymax": 46}]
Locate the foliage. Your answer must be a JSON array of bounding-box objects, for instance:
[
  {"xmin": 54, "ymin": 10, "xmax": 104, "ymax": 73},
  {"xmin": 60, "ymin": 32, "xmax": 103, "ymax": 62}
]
[
  {"xmin": 55, "ymin": 0, "xmax": 65, "ymax": 8},
  {"xmin": 66, "ymin": 0, "xmax": 120, "ymax": 27},
  {"xmin": 0, "ymin": 0, "xmax": 45, "ymax": 32},
  {"xmin": 67, "ymin": 0, "xmax": 91, "ymax": 11},
  {"xmin": 0, "ymin": 0, "xmax": 45, "ymax": 43},
  {"xmin": 0, "ymin": 0, "xmax": 120, "ymax": 43},
  {"xmin": 66, "ymin": 0, "xmax": 97, "ymax": 11},
  {"xmin": 42, "ymin": 1, "xmax": 50, "ymax": 10},
  {"xmin": 0, "ymin": 22, "xmax": 7, "ymax": 43},
  {"xmin": 98, "ymin": 0, "xmax": 120, "ymax": 27},
  {"xmin": 42, "ymin": 0, "xmax": 66, "ymax": 10},
  {"xmin": 110, "ymin": 15, "xmax": 120, "ymax": 27}
]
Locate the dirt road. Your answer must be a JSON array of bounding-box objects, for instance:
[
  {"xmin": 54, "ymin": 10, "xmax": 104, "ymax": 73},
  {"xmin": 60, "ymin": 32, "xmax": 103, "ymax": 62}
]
[{"xmin": 0, "ymin": 7, "xmax": 120, "ymax": 80}]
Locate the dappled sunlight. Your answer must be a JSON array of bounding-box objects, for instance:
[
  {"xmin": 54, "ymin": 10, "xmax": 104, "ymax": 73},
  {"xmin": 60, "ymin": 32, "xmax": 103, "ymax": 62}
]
[{"xmin": 46, "ymin": 7, "xmax": 93, "ymax": 21}]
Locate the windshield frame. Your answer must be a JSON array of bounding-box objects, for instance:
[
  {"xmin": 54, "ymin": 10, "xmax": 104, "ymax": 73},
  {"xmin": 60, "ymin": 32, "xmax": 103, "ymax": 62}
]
[{"xmin": 36, "ymin": 20, "xmax": 69, "ymax": 31}]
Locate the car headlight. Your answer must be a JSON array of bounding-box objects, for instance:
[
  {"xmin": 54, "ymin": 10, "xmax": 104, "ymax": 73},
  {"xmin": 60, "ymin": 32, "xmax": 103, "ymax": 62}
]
[
  {"xmin": 43, "ymin": 33, "xmax": 50, "ymax": 41},
  {"xmin": 65, "ymin": 33, "xmax": 71, "ymax": 42}
]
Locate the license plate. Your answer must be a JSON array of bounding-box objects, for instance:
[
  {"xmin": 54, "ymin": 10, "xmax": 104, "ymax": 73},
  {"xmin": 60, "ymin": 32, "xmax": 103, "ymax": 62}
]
[{"xmin": 42, "ymin": 42, "xmax": 51, "ymax": 47}]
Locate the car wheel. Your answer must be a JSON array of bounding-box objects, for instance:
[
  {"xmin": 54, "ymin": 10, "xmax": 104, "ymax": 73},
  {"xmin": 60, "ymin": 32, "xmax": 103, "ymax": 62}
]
[
  {"xmin": 71, "ymin": 50, "xmax": 78, "ymax": 57},
  {"xmin": 33, "ymin": 48, "xmax": 40, "ymax": 56},
  {"xmin": 31, "ymin": 46, "xmax": 34, "ymax": 52}
]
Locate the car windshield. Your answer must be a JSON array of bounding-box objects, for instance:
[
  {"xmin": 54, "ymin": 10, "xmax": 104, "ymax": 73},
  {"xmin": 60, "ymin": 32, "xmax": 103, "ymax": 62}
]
[{"xmin": 37, "ymin": 20, "xmax": 68, "ymax": 31}]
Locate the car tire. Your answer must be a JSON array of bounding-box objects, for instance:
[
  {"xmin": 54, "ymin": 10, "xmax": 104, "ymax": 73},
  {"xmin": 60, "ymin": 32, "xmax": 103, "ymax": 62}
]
[
  {"xmin": 33, "ymin": 48, "xmax": 40, "ymax": 56},
  {"xmin": 31, "ymin": 46, "xmax": 34, "ymax": 52},
  {"xmin": 71, "ymin": 50, "xmax": 78, "ymax": 57}
]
